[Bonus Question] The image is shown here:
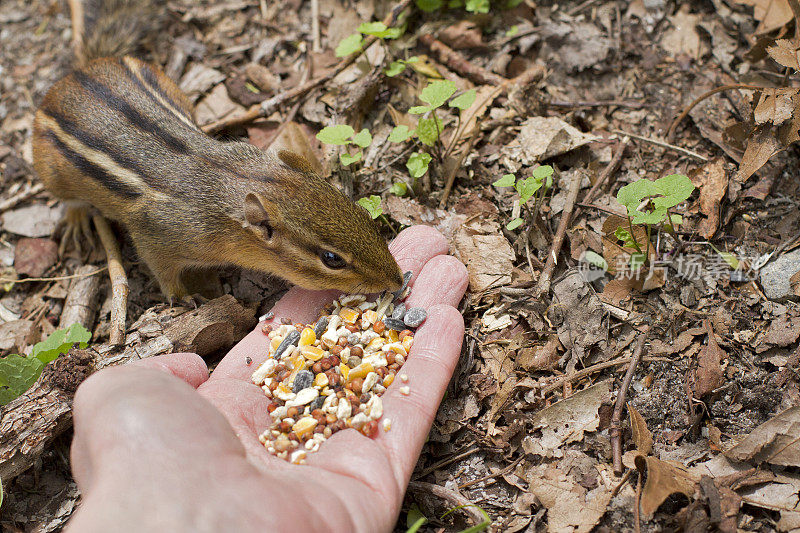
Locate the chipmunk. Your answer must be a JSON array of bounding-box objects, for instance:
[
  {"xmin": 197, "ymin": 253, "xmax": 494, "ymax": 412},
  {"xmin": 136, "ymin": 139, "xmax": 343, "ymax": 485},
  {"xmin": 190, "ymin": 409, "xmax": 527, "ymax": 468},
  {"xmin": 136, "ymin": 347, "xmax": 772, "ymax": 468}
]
[{"xmin": 32, "ymin": 0, "xmax": 403, "ymax": 298}]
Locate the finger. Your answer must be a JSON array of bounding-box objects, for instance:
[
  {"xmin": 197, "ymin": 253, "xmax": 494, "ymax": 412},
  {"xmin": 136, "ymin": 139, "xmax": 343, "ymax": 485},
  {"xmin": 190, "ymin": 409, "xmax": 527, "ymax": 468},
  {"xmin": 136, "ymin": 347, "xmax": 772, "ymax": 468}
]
[
  {"xmin": 210, "ymin": 225, "xmax": 451, "ymax": 382},
  {"xmin": 373, "ymin": 305, "xmax": 465, "ymax": 493},
  {"xmin": 131, "ymin": 352, "xmax": 210, "ymax": 388},
  {"xmin": 404, "ymin": 254, "xmax": 469, "ymax": 310},
  {"xmin": 71, "ymin": 365, "xmax": 245, "ymax": 492}
]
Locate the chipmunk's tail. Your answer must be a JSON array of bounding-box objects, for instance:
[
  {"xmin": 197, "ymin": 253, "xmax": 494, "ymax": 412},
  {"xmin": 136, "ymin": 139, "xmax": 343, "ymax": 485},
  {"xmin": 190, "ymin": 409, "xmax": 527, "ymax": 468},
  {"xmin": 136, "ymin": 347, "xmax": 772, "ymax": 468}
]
[{"xmin": 68, "ymin": 0, "xmax": 165, "ymax": 66}]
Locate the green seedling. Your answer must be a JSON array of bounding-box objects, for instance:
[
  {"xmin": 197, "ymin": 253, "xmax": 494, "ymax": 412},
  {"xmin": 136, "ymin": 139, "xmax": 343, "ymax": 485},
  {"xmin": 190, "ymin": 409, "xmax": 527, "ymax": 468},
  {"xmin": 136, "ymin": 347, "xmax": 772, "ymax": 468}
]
[
  {"xmin": 0, "ymin": 323, "xmax": 91, "ymax": 405},
  {"xmin": 357, "ymin": 195, "xmax": 383, "ymax": 219},
  {"xmin": 385, "ymin": 56, "xmax": 420, "ymax": 77},
  {"xmin": 336, "ymin": 21, "xmax": 404, "ymax": 57},
  {"xmin": 416, "ymin": 0, "xmax": 523, "ymax": 13},
  {"xmin": 316, "ymin": 125, "xmax": 372, "ymax": 166},
  {"xmin": 614, "ymin": 174, "xmax": 694, "ymax": 262},
  {"xmin": 493, "ymin": 165, "xmax": 554, "ymax": 230}
]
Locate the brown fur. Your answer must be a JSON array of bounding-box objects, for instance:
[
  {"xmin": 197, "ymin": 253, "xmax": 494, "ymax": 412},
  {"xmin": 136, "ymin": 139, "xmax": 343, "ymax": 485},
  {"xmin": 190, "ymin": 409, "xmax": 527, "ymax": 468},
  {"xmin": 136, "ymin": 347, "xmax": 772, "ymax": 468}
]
[{"xmin": 33, "ymin": 17, "xmax": 403, "ymax": 297}]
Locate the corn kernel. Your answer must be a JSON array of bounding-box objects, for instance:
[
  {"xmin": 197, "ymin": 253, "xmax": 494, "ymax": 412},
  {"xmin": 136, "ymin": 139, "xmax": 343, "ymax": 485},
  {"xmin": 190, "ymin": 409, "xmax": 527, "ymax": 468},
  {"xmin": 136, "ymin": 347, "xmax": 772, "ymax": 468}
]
[
  {"xmin": 366, "ymin": 338, "xmax": 385, "ymax": 352},
  {"xmin": 383, "ymin": 342, "xmax": 407, "ymax": 356},
  {"xmin": 349, "ymin": 362, "xmax": 374, "ymax": 380},
  {"xmin": 387, "ymin": 330, "xmax": 399, "ymax": 342},
  {"xmin": 339, "ymin": 363, "xmax": 350, "ymax": 380},
  {"xmin": 301, "ymin": 346, "xmax": 325, "ymax": 361},
  {"xmin": 402, "ymin": 335, "xmax": 414, "ymax": 352},
  {"xmin": 363, "ymin": 309, "xmax": 378, "ymax": 325},
  {"xmin": 314, "ymin": 372, "xmax": 329, "ymax": 388},
  {"xmin": 383, "ymin": 373, "xmax": 395, "ymax": 387},
  {"xmin": 270, "ymin": 336, "xmax": 282, "ymax": 351},
  {"xmin": 339, "ymin": 307, "xmax": 360, "ymax": 325},
  {"xmin": 292, "ymin": 416, "xmax": 318, "ymax": 438},
  {"xmin": 299, "ymin": 327, "xmax": 316, "ymax": 346}
]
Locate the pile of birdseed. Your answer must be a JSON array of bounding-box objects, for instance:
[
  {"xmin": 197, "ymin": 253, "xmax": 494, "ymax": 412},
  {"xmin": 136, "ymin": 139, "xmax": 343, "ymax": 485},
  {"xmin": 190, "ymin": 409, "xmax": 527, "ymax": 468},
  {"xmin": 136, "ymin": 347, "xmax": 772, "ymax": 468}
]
[{"xmin": 252, "ymin": 272, "xmax": 428, "ymax": 464}]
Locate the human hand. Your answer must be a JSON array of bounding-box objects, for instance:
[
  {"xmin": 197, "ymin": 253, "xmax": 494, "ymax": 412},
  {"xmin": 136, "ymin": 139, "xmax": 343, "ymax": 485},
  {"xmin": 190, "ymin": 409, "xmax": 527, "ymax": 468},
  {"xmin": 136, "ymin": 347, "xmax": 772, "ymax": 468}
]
[{"xmin": 67, "ymin": 226, "xmax": 469, "ymax": 532}]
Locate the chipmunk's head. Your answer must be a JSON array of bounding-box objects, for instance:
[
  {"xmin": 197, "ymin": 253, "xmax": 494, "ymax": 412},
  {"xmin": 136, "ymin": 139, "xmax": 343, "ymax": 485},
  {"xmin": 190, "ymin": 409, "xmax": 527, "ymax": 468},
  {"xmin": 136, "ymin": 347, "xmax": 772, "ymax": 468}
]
[{"xmin": 238, "ymin": 150, "xmax": 403, "ymax": 294}]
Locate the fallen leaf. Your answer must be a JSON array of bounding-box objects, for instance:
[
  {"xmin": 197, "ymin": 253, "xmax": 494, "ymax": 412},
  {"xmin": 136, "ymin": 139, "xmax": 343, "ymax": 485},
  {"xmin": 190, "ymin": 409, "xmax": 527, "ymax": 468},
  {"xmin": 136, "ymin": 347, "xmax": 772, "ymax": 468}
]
[
  {"xmin": 194, "ymin": 84, "xmax": 245, "ymax": 126},
  {"xmin": 689, "ymin": 158, "xmax": 729, "ymax": 238},
  {"xmin": 661, "ymin": 5, "xmax": 705, "ymax": 59},
  {"xmin": 754, "ymin": 88, "xmax": 797, "ymax": 125},
  {"xmin": 757, "ymin": 313, "xmax": 800, "ymax": 352},
  {"xmin": 736, "ymin": 0, "xmax": 793, "ymax": 34},
  {"xmin": 692, "ymin": 319, "xmax": 726, "ymax": 398},
  {"xmin": 725, "ymin": 406, "xmax": 800, "ymax": 467},
  {"xmin": 14, "ymin": 238, "xmax": 58, "ymax": 277},
  {"xmin": 501, "ymin": 117, "xmax": 598, "ymax": 171},
  {"xmin": 629, "ymin": 404, "xmax": 653, "ymax": 456},
  {"xmin": 523, "ymin": 380, "xmax": 612, "ymax": 456},
  {"xmin": 517, "ymin": 335, "xmax": 561, "ymax": 371},
  {"xmin": 178, "ymin": 63, "xmax": 226, "ymax": 102},
  {"xmin": 734, "ymin": 127, "xmax": 781, "ymax": 184},
  {"xmin": 439, "ymin": 20, "xmax": 485, "ymax": 50},
  {"xmin": 452, "ymin": 222, "xmax": 515, "ymax": 292},
  {"xmin": 635, "ymin": 455, "xmax": 700, "ymax": 519}
]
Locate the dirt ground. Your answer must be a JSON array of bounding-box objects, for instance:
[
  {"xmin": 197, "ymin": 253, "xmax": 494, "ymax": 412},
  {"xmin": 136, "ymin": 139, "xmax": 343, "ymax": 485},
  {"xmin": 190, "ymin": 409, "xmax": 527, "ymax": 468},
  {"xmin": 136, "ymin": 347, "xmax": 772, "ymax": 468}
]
[{"xmin": 1, "ymin": 0, "xmax": 800, "ymax": 531}]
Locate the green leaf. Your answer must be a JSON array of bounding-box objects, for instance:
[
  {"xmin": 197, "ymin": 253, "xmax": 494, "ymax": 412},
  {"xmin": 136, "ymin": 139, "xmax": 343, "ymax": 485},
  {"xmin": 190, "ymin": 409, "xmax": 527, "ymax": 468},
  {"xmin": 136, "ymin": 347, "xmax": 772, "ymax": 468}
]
[
  {"xmin": 516, "ymin": 176, "xmax": 544, "ymax": 204},
  {"xmin": 415, "ymin": 0, "xmax": 443, "ymax": 11},
  {"xmin": 616, "ymin": 179, "xmax": 659, "ymax": 213},
  {"xmin": 493, "ymin": 174, "xmax": 516, "ymax": 187},
  {"xmin": 652, "ymin": 174, "xmax": 695, "ymax": 210},
  {"xmin": 629, "ymin": 252, "xmax": 647, "ymax": 271},
  {"xmin": 340, "ymin": 151, "xmax": 362, "ymax": 166},
  {"xmin": 408, "ymin": 105, "xmax": 431, "ymax": 115},
  {"xmin": 416, "ymin": 115, "xmax": 442, "ymax": 146},
  {"xmin": 358, "ymin": 21, "xmax": 388, "ymax": 35},
  {"xmin": 505, "ymin": 25, "xmax": 520, "ymax": 37},
  {"xmin": 390, "ymin": 181, "xmax": 408, "ymax": 196},
  {"xmin": 357, "ymin": 195, "xmax": 383, "ymax": 219},
  {"xmin": 419, "ymin": 80, "xmax": 457, "ymax": 109},
  {"xmin": 388, "ymin": 125, "xmax": 414, "ymax": 143},
  {"xmin": 335, "ymin": 33, "xmax": 363, "ymax": 57},
  {"xmin": 465, "ymin": 0, "xmax": 490, "ymax": 12},
  {"xmin": 406, "ymin": 506, "xmax": 428, "ymax": 532},
  {"xmin": 32, "ymin": 323, "xmax": 91, "ymax": 364},
  {"xmin": 614, "ymin": 227, "xmax": 636, "ymax": 248},
  {"xmin": 630, "ymin": 207, "xmax": 667, "ymax": 226},
  {"xmin": 506, "ymin": 218, "xmax": 523, "ymax": 230},
  {"xmin": 406, "ymin": 152, "xmax": 432, "ymax": 178},
  {"xmin": 0, "ymin": 355, "xmax": 43, "ymax": 405},
  {"xmin": 316, "ymin": 125, "xmax": 355, "ymax": 145},
  {"xmin": 583, "ymin": 250, "xmax": 608, "ymax": 271},
  {"xmin": 449, "ymin": 89, "xmax": 477, "ymax": 110},
  {"xmin": 532, "ymin": 165, "xmax": 554, "ymax": 181},
  {"xmin": 384, "ymin": 61, "xmax": 407, "ymax": 77},
  {"xmin": 245, "ymin": 81, "xmax": 260, "ymax": 93},
  {"xmin": 351, "ymin": 128, "xmax": 372, "ymax": 148}
]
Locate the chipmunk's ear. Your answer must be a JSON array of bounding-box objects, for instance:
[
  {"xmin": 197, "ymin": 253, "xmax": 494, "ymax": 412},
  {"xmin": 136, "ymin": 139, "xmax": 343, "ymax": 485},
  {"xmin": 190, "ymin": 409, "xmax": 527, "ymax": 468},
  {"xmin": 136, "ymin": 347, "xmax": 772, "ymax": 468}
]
[
  {"xmin": 277, "ymin": 149, "xmax": 319, "ymax": 174},
  {"xmin": 244, "ymin": 193, "xmax": 281, "ymax": 240}
]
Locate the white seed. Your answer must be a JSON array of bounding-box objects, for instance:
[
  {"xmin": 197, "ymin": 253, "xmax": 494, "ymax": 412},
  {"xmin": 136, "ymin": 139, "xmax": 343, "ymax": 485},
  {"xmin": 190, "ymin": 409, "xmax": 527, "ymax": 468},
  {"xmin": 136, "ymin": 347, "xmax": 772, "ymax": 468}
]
[
  {"xmin": 251, "ymin": 358, "xmax": 277, "ymax": 384},
  {"xmin": 358, "ymin": 300, "xmax": 376, "ymax": 310},
  {"xmin": 360, "ymin": 331, "xmax": 379, "ymax": 344},
  {"xmin": 290, "ymin": 450, "xmax": 307, "ymax": 464},
  {"xmin": 340, "ymin": 294, "xmax": 366, "ymax": 306},
  {"xmin": 271, "ymin": 406, "xmax": 288, "ymax": 420},
  {"xmin": 362, "ymin": 372, "xmax": 378, "ymax": 393},
  {"xmin": 304, "ymin": 439, "xmax": 315, "ymax": 450},
  {"xmin": 373, "ymin": 384, "xmax": 386, "ymax": 395},
  {"xmin": 274, "ymin": 387, "xmax": 296, "ymax": 401},
  {"xmin": 285, "ymin": 387, "xmax": 318, "ymax": 408},
  {"xmin": 383, "ymin": 418, "xmax": 392, "ymax": 432},
  {"xmin": 399, "ymin": 386, "xmax": 410, "ymax": 395},
  {"xmin": 400, "ymin": 374, "xmax": 409, "ymax": 382},
  {"xmin": 336, "ymin": 399, "xmax": 352, "ymax": 419},
  {"xmin": 368, "ymin": 395, "xmax": 383, "ymax": 419},
  {"xmin": 350, "ymin": 412, "xmax": 369, "ymax": 430},
  {"xmin": 363, "ymin": 353, "xmax": 387, "ymax": 368},
  {"xmin": 395, "ymin": 354, "xmax": 405, "ymax": 365},
  {"xmin": 335, "ymin": 326, "xmax": 350, "ymax": 338}
]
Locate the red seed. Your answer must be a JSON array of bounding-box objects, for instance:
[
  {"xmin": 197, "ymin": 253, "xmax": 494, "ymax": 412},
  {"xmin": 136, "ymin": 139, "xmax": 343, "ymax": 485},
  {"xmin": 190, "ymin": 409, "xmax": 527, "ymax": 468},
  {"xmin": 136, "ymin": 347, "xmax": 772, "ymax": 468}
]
[
  {"xmin": 288, "ymin": 432, "xmax": 299, "ymax": 442},
  {"xmin": 373, "ymin": 321, "xmax": 385, "ymax": 334},
  {"xmin": 268, "ymin": 381, "xmax": 279, "ymax": 392},
  {"xmin": 267, "ymin": 403, "xmax": 278, "ymax": 413},
  {"xmin": 361, "ymin": 420, "xmax": 379, "ymax": 437},
  {"xmin": 262, "ymin": 324, "xmax": 273, "ymax": 334},
  {"xmin": 337, "ymin": 336, "xmax": 348, "ymax": 347},
  {"xmin": 345, "ymin": 324, "xmax": 359, "ymax": 333},
  {"xmin": 360, "ymin": 393, "xmax": 371, "ymax": 404},
  {"xmin": 327, "ymin": 372, "xmax": 341, "ymax": 387},
  {"xmin": 386, "ymin": 353, "xmax": 396, "ymax": 365},
  {"xmin": 376, "ymin": 367, "xmax": 388, "ymax": 378},
  {"xmin": 330, "ymin": 345, "xmax": 343, "ymax": 356},
  {"xmin": 320, "ymin": 360, "xmax": 332, "ymax": 371},
  {"xmin": 325, "ymin": 413, "xmax": 337, "ymax": 425},
  {"xmin": 350, "ymin": 346, "xmax": 364, "ymax": 358},
  {"xmin": 329, "ymin": 355, "xmax": 341, "ymax": 366},
  {"xmin": 279, "ymin": 421, "xmax": 292, "ymax": 432},
  {"xmin": 286, "ymin": 406, "xmax": 300, "ymax": 418},
  {"xmin": 399, "ymin": 329, "xmax": 413, "ymax": 340},
  {"xmin": 312, "ymin": 362, "xmax": 323, "ymax": 374}
]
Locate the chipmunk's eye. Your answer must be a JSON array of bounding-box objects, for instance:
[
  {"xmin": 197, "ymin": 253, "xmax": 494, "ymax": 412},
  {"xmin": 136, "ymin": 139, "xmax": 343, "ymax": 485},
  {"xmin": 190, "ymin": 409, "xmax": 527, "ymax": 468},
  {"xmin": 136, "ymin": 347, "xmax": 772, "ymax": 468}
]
[{"xmin": 320, "ymin": 250, "xmax": 347, "ymax": 269}]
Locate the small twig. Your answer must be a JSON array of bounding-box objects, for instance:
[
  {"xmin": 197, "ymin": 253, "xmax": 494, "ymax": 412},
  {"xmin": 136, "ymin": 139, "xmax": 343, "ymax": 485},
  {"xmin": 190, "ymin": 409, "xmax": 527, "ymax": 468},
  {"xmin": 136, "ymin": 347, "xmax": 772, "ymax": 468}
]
[
  {"xmin": 439, "ymin": 130, "xmax": 478, "ymax": 208},
  {"xmin": 535, "ymin": 170, "xmax": 583, "ymax": 297},
  {"xmin": 665, "ymin": 84, "xmax": 766, "ymax": 142},
  {"xmin": 259, "ymin": 0, "xmax": 267, "ymax": 19},
  {"xmin": 0, "ymin": 266, "xmax": 107, "ymax": 284},
  {"xmin": 611, "ymin": 129, "xmax": 708, "ymax": 161},
  {"xmin": 418, "ymin": 33, "xmax": 507, "ymax": 86},
  {"xmin": 583, "ymin": 136, "xmax": 630, "ymax": 206},
  {"xmin": 407, "ymin": 481, "xmax": 487, "ymax": 526},
  {"xmin": 58, "ymin": 264, "xmax": 100, "ymax": 331},
  {"xmin": 93, "ymin": 216, "xmax": 128, "ymax": 345},
  {"xmin": 0, "ymin": 183, "xmax": 45, "ymax": 213},
  {"xmin": 611, "ymin": 469, "xmax": 633, "ymax": 496},
  {"xmin": 202, "ymin": 0, "xmax": 412, "ymax": 134},
  {"xmin": 415, "ymin": 445, "xmax": 480, "ymax": 478},
  {"xmin": 310, "ymin": 0, "xmax": 321, "ymax": 53},
  {"xmin": 611, "ymin": 332, "xmax": 648, "ymax": 476}
]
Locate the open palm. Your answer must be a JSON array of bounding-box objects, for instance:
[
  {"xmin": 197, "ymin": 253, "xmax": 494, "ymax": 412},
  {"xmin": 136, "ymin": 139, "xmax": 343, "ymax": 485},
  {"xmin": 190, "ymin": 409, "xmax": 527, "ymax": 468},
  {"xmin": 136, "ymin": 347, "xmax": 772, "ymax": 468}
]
[{"xmin": 67, "ymin": 226, "xmax": 469, "ymax": 532}]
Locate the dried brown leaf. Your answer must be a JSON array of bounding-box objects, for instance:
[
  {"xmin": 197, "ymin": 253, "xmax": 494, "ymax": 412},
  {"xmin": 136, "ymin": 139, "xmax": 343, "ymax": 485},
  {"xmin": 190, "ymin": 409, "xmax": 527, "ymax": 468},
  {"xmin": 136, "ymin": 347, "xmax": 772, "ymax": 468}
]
[
  {"xmin": 754, "ymin": 88, "xmax": 797, "ymax": 125},
  {"xmin": 689, "ymin": 158, "xmax": 729, "ymax": 238},
  {"xmin": 734, "ymin": 127, "xmax": 781, "ymax": 184},
  {"xmin": 725, "ymin": 406, "xmax": 800, "ymax": 467},
  {"xmin": 635, "ymin": 455, "xmax": 700, "ymax": 519},
  {"xmin": 767, "ymin": 38, "xmax": 800, "ymax": 70},
  {"xmin": 629, "ymin": 404, "xmax": 653, "ymax": 455},
  {"xmin": 735, "ymin": 0, "xmax": 793, "ymax": 34},
  {"xmin": 692, "ymin": 320, "xmax": 726, "ymax": 398}
]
